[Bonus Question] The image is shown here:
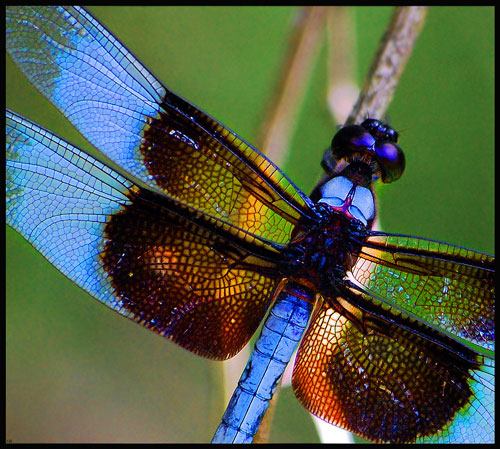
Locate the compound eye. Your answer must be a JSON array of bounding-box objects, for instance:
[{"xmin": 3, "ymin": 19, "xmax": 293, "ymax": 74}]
[
  {"xmin": 330, "ymin": 125, "xmax": 376, "ymax": 162},
  {"xmin": 375, "ymin": 141, "xmax": 405, "ymax": 183},
  {"xmin": 385, "ymin": 127, "xmax": 399, "ymax": 143}
]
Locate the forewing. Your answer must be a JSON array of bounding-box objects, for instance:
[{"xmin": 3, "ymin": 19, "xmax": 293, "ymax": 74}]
[{"xmin": 6, "ymin": 5, "xmax": 317, "ymax": 248}]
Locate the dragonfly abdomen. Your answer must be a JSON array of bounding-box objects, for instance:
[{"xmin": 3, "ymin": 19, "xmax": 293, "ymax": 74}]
[{"xmin": 212, "ymin": 282, "xmax": 314, "ymax": 443}]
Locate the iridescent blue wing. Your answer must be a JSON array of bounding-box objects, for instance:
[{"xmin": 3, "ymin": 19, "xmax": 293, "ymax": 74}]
[
  {"xmin": 6, "ymin": 109, "xmax": 132, "ymax": 306},
  {"xmin": 5, "ymin": 5, "xmax": 320, "ymax": 360},
  {"xmin": 6, "ymin": 6, "xmax": 316, "ymax": 247},
  {"xmin": 6, "ymin": 110, "xmax": 285, "ymax": 360}
]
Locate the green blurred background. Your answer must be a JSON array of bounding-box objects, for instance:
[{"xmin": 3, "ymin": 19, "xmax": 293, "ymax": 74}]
[{"xmin": 6, "ymin": 6, "xmax": 493, "ymax": 443}]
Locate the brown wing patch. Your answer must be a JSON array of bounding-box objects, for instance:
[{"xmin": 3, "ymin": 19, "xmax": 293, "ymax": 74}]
[
  {"xmin": 292, "ymin": 289, "xmax": 492, "ymax": 443},
  {"xmin": 101, "ymin": 187, "xmax": 281, "ymax": 360},
  {"xmin": 139, "ymin": 92, "xmax": 316, "ymax": 247}
]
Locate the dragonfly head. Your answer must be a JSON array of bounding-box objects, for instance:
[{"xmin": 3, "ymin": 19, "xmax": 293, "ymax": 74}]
[{"xmin": 322, "ymin": 118, "xmax": 405, "ymax": 184}]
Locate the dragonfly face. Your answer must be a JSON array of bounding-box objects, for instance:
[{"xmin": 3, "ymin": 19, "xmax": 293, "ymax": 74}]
[{"xmin": 6, "ymin": 6, "xmax": 494, "ymax": 443}]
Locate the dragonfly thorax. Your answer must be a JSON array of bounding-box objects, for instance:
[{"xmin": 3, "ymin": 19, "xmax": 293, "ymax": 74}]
[
  {"xmin": 317, "ymin": 175, "xmax": 375, "ymax": 227},
  {"xmin": 282, "ymin": 204, "xmax": 365, "ymax": 293}
]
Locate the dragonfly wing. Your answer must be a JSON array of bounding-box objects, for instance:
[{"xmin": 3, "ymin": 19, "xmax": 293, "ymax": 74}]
[
  {"xmin": 6, "ymin": 111, "xmax": 281, "ymax": 360},
  {"xmin": 6, "ymin": 5, "xmax": 319, "ymax": 360},
  {"xmin": 6, "ymin": 6, "xmax": 317, "ymax": 249},
  {"xmin": 351, "ymin": 232, "xmax": 494, "ymax": 356},
  {"xmin": 292, "ymin": 287, "xmax": 494, "ymax": 443}
]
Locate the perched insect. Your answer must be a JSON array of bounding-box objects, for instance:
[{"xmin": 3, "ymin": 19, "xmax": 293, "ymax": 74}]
[{"xmin": 6, "ymin": 6, "xmax": 493, "ymax": 443}]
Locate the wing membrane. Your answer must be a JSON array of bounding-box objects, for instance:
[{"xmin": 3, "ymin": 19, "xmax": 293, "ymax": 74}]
[
  {"xmin": 6, "ymin": 110, "xmax": 280, "ymax": 359},
  {"xmin": 351, "ymin": 232, "xmax": 494, "ymax": 355},
  {"xmin": 6, "ymin": 5, "xmax": 316, "ymax": 248},
  {"xmin": 292, "ymin": 289, "xmax": 494, "ymax": 443}
]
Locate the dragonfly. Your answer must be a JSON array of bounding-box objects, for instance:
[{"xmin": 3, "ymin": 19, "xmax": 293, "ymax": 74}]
[{"xmin": 6, "ymin": 6, "xmax": 494, "ymax": 444}]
